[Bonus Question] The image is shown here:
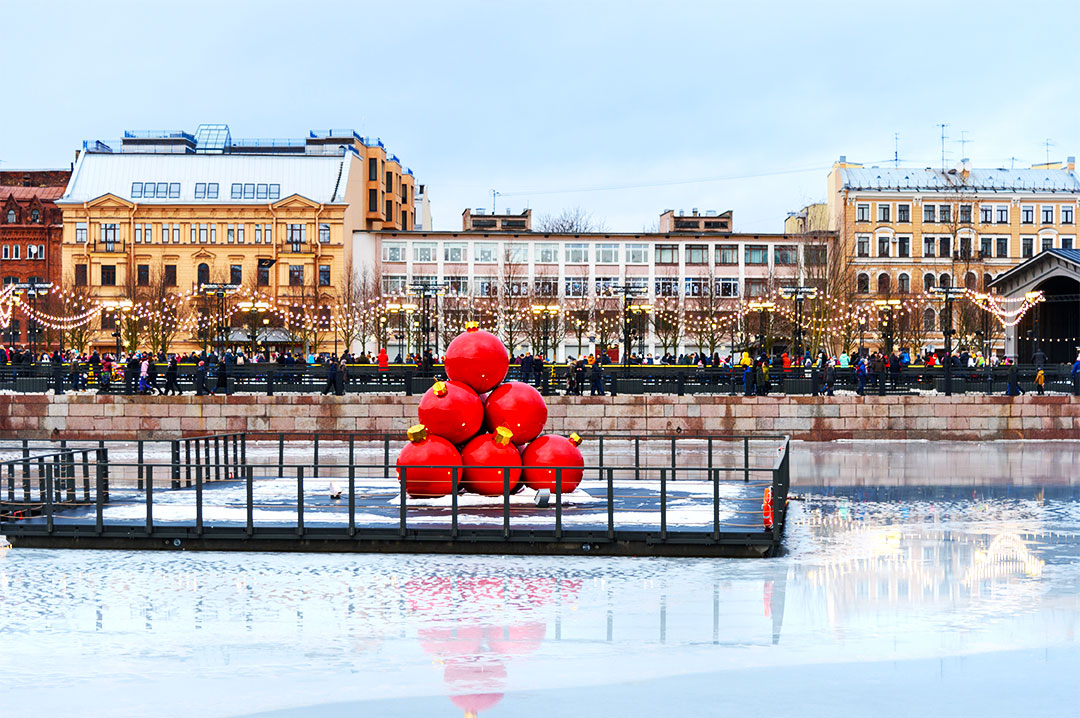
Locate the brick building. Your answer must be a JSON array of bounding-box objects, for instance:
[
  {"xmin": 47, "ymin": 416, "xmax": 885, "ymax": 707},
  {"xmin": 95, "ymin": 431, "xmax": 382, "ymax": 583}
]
[{"xmin": 0, "ymin": 169, "xmax": 70, "ymax": 346}]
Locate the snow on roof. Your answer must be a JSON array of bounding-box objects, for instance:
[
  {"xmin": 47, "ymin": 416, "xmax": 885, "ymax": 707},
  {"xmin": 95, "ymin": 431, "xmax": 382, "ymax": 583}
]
[
  {"xmin": 59, "ymin": 152, "xmax": 353, "ymax": 205},
  {"xmin": 840, "ymin": 167, "xmax": 1080, "ymax": 193}
]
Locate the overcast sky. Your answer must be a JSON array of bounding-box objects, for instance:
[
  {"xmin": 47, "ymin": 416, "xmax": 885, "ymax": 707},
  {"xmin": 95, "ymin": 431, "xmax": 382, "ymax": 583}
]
[{"xmin": 2, "ymin": 0, "xmax": 1077, "ymax": 233}]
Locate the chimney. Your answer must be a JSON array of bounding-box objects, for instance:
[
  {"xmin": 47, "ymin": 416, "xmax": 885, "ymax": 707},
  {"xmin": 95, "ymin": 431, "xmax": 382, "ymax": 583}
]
[{"xmin": 839, "ymin": 155, "xmax": 847, "ymax": 163}]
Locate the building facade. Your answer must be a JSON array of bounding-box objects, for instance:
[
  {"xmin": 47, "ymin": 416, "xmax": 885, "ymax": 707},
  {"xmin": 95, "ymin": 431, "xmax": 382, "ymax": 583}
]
[
  {"xmin": 1, "ymin": 170, "xmax": 71, "ymax": 346},
  {"xmin": 57, "ymin": 125, "xmax": 416, "ymax": 353}
]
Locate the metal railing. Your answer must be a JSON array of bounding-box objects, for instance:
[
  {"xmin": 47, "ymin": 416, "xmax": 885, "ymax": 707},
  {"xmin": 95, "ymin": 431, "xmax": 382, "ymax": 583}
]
[{"xmin": 0, "ymin": 433, "xmax": 791, "ymax": 556}]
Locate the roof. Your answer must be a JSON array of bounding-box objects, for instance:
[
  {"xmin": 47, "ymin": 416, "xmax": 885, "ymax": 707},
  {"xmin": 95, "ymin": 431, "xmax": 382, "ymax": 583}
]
[
  {"xmin": 989, "ymin": 248, "xmax": 1080, "ymax": 292},
  {"xmin": 839, "ymin": 166, "xmax": 1080, "ymax": 193},
  {"xmin": 58, "ymin": 152, "xmax": 353, "ymax": 205},
  {"xmin": 0, "ymin": 186, "xmax": 65, "ymax": 201}
]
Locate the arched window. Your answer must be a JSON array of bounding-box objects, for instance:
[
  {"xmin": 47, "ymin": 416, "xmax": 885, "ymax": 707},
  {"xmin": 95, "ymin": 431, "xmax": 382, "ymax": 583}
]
[
  {"xmin": 983, "ymin": 273, "xmax": 992, "ymax": 291},
  {"xmin": 965, "ymin": 271, "xmax": 977, "ymax": 290},
  {"xmin": 923, "ymin": 308, "xmax": 936, "ymax": 331},
  {"xmin": 877, "ymin": 272, "xmax": 891, "ymax": 295},
  {"xmin": 939, "ymin": 273, "xmax": 951, "ymax": 289},
  {"xmin": 924, "ymin": 273, "xmax": 936, "ymax": 293},
  {"xmin": 857, "ymin": 273, "xmax": 869, "ymax": 294},
  {"xmin": 197, "ymin": 263, "xmax": 210, "ymax": 286},
  {"xmin": 5, "ymin": 210, "xmax": 14, "ymax": 224},
  {"xmin": 30, "ymin": 209, "xmax": 40, "ymax": 223},
  {"xmin": 897, "ymin": 273, "xmax": 910, "ymax": 294}
]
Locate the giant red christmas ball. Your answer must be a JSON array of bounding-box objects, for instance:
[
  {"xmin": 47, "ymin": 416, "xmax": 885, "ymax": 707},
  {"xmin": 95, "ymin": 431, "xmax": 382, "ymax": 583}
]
[
  {"xmin": 417, "ymin": 380, "xmax": 484, "ymax": 445},
  {"xmin": 483, "ymin": 381, "xmax": 548, "ymax": 445},
  {"xmin": 461, "ymin": 427, "xmax": 522, "ymax": 496},
  {"xmin": 396, "ymin": 425, "xmax": 462, "ymax": 498},
  {"xmin": 522, "ymin": 433, "xmax": 585, "ymax": 493},
  {"xmin": 444, "ymin": 325, "xmax": 509, "ymax": 394}
]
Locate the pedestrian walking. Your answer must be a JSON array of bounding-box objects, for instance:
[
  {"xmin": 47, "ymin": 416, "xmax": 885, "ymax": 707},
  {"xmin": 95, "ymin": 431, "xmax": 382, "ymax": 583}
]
[{"xmin": 590, "ymin": 359, "xmax": 605, "ymax": 396}]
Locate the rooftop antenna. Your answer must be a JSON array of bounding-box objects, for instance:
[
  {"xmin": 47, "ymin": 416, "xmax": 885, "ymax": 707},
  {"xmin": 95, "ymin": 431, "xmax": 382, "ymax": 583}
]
[
  {"xmin": 1009, "ymin": 156, "xmax": 1019, "ymax": 170},
  {"xmin": 491, "ymin": 189, "xmax": 501, "ymax": 213},
  {"xmin": 958, "ymin": 130, "xmax": 973, "ymax": 159},
  {"xmin": 893, "ymin": 133, "xmax": 900, "ymax": 168},
  {"xmin": 1044, "ymin": 138, "xmax": 1055, "ymax": 165},
  {"xmin": 937, "ymin": 123, "xmax": 949, "ymax": 171}
]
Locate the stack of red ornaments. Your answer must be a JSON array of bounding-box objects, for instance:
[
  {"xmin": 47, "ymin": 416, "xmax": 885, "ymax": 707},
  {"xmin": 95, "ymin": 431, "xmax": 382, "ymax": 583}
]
[{"xmin": 397, "ymin": 324, "xmax": 584, "ymax": 499}]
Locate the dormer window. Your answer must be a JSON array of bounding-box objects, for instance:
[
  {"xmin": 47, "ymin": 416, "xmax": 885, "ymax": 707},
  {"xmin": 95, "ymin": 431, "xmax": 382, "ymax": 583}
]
[
  {"xmin": 5, "ymin": 210, "xmax": 14, "ymax": 223},
  {"xmin": 31, "ymin": 209, "xmax": 40, "ymax": 223}
]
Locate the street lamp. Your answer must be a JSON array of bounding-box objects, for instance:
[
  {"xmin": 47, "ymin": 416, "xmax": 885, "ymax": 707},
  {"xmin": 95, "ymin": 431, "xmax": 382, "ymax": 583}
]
[
  {"xmin": 408, "ymin": 280, "xmax": 448, "ymax": 358},
  {"xmin": 779, "ymin": 286, "xmax": 818, "ymax": 360},
  {"xmin": 530, "ymin": 303, "xmax": 561, "ymax": 360},
  {"xmin": 872, "ymin": 298, "xmax": 901, "ymax": 354},
  {"xmin": 747, "ymin": 300, "xmax": 775, "ymax": 356},
  {"xmin": 387, "ymin": 302, "xmax": 418, "ymax": 361},
  {"xmin": 931, "ymin": 287, "xmax": 967, "ymax": 396},
  {"xmin": 608, "ymin": 282, "xmax": 648, "ymax": 375},
  {"xmin": 237, "ymin": 299, "xmax": 271, "ymax": 357},
  {"xmin": 629, "ymin": 304, "xmax": 652, "ymax": 357},
  {"xmin": 102, "ymin": 299, "xmax": 133, "ymax": 359},
  {"xmin": 859, "ymin": 316, "xmax": 867, "ymax": 358},
  {"xmin": 200, "ymin": 283, "xmax": 240, "ymax": 356}
]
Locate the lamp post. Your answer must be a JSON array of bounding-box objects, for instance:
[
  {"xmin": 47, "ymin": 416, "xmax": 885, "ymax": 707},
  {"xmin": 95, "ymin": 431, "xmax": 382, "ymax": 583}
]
[
  {"xmin": 200, "ymin": 283, "xmax": 239, "ymax": 356},
  {"xmin": 102, "ymin": 299, "xmax": 133, "ymax": 360},
  {"xmin": 408, "ymin": 280, "xmax": 448, "ymax": 358},
  {"xmin": 931, "ymin": 287, "xmax": 967, "ymax": 396},
  {"xmin": 237, "ymin": 299, "xmax": 271, "ymax": 357},
  {"xmin": 859, "ymin": 316, "xmax": 866, "ymax": 358},
  {"xmin": 530, "ymin": 303, "xmax": 561, "ymax": 360},
  {"xmin": 872, "ymin": 298, "xmax": 901, "ymax": 354},
  {"xmin": 609, "ymin": 282, "xmax": 648, "ymax": 375},
  {"xmin": 779, "ymin": 286, "xmax": 818, "ymax": 360},
  {"xmin": 387, "ymin": 302, "xmax": 418, "ymax": 361},
  {"xmin": 747, "ymin": 300, "xmax": 775, "ymax": 356},
  {"xmin": 629, "ymin": 304, "xmax": 652, "ymax": 358}
]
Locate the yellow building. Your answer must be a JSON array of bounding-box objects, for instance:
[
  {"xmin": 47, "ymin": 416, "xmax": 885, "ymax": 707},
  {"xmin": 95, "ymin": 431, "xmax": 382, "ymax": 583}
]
[{"xmin": 58, "ymin": 125, "xmax": 416, "ymax": 353}]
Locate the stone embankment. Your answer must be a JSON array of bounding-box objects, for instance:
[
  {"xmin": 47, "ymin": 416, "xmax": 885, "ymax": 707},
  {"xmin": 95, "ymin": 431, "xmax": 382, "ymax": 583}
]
[{"xmin": 1, "ymin": 394, "xmax": 1078, "ymax": 441}]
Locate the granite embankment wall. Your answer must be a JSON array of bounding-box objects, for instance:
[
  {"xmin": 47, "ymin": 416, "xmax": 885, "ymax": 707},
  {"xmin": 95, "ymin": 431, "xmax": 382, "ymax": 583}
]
[{"xmin": 1, "ymin": 394, "xmax": 1079, "ymax": 442}]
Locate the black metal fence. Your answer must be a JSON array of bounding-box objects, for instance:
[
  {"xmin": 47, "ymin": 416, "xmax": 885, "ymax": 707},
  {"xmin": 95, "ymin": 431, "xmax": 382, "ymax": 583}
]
[
  {"xmin": 0, "ymin": 432, "xmax": 791, "ymax": 557},
  {"xmin": 0, "ymin": 361, "xmax": 1077, "ymax": 397}
]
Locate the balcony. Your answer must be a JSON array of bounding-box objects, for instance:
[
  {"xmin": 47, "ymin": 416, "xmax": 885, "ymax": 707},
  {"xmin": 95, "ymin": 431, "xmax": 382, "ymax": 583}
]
[{"xmin": 94, "ymin": 242, "xmax": 125, "ymax": 254}]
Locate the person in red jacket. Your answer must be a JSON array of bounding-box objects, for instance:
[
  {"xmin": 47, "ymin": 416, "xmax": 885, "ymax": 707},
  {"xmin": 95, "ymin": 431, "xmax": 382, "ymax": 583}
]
[{"xmin": 377, "ymin": 347, "xmax": 389, "ymax": 371}]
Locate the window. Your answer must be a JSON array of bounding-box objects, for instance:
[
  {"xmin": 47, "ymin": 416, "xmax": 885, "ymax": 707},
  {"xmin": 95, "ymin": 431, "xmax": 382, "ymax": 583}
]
[
  {"xmin": 206, "ymin": 183, "xmax": 219, "ymax": 199},
  {"xmin": 745, "ymin": 279, "xmax": 767, "ymax": 297},
  {"xmin": 564, "ymin": 276, "xmax": 587, "ymax": 297},
  {"xmin": 1042, "ymin": 237, "xmax": 1054, "ymax": 252},
  {"xmin": 857, "ymin": 204, "xmax": 870, "ymax": 222},
  {"xmin": 412, "ymin": 242, "xmax": 436, "ymax": 262},
  {"xmin": 938, "ymin": 236, "xmax": 951, "ymax": 257},
  {"xmin": 227, "ymin": 224, "xmax": 235, "ymax": 243},
  {"xmin": 959, "ymin": 204, "xmax": 972, "ymax": 223},
  {"xmin": 318, "ymin": 224, "xmax": 330, "ymax": 244},
  {"xmin": 898, "ymin": 204, "xmax": 910, "ymax": 222},
  {"xmin": 231, "ymin": 183, "xmax": 242, "ymax": 199},
  {"xmin": 75, "ymin": 264, "xmax": 87, "ymax": 286},
  {"xmin": 922, "ymin": 236, "xmax": 935, "ymax": 257},
  {"xmin": 269, "ymin": 184, "xmax": 280, "ymax": 200},
  {"xmin": 655, "ymin": 277, "xmax": 678, "ymax": 296},
  {"xmin": 965, "ymin": 272, "xmax": 977, "ymax": 290},
  {"xmin": 101, "ymin": 314, "xmax": 114, "ymax": 331},
  {"xmin": 923, "ymin": 273, "xmax": 935, "ymax": 292},
  {"xmin": 237, "ymin": 225, "xmax": 244, "ymax": 243},
  {"xmin": 287, "ymin": 224, "xmax": 306, "ymax": 251},
  {"xmin": 716, "ymin": 244, "xmax": 738, "ymax": 265},
  {"xmin": 210, "ymin": 225, "xmax": 217, "ymax": 243},
  {"xmin": 76, "ymin": 222, "xmax": 87, "ymax": 243},
  {"xmin": 195, "ymin": 183, "xmax": 206, "ymax": 199},
  {"xmin": 959, "ymin": 236, "xmax": 972, "ymax": 259},
  {"xmin": 596, "ymin": 243, "xmax": 618, "ymax": 264},
  {"xmin": 475, "ymin": 242, "xmax": 498, "ymax": 263},
  {"xmin": 996, "ymin": 206, "xmax": 1009, "ymax": 224},
  {"xmin": 164, "ymin": 265, "xmax": 177, "ymax": 287},
  {"xmin": 534, "ymin": 276, "xmax": 558, "ymax": 297},
  {"xmin": 1021, "ymin": 206, "xmax": 1034, "ymax": 224},
  {"xmin": 368, "ymin": 158, "xmax": 377, "ymax": 181},
  {"xmin": 36, "ymin": 244, "xmax": 45, "ymax": 259},
  {"xmin": 938, "ymin": 205, "xmax": 951, "ymax": 223},
  {"xmin": 939, "ymin": 273, "xmax": 951, "ymax": 289},
  {"xmin": 856, "ymin": 235, "xmax": 870, "ymax": 257},
  {"xmin": 256, "ymin": 184, "xmax": 268, "ymax": 200},
  {"xmin": 230, "ymin": 264, "xmax": 242, "ymax": 285},
  {"xmin": 1063, "ymin": 237, "xmax": 1075, "ymax": 250},
  {"xmin": 897, "ymin": 236, "xmax": 910, "ymax": 258},
  {"xmin": 897, "ymin": 273, "xmax": 910, "ymax": 294},
  {"xmin": 446, "ymin": 275, "xmax": 469, "ymax": 295},
  {"xmin": 143, "ymin": 182, "xmax": 156, "ymax": 199},
  {"xmin": 877, "ymin": 204, "xmax": 890, "ymax": 222},
  {"xmin": 994, "ymin": 236, "xmax": 1008, "ymax": 258},
  {"xmin": 101, "ymin": 265, "xmax": 116, "ymax": 286},
  {"xmin": 1064, "ymin": 207, "xmax": 1074, "ymax": 225},
  {"xmin": 535, "ymin": 243, "xmax": 559, "ymax": 263},
  {"xmin": 155, "ymin": 182, "xmax": 167, "ymax": 198},
  {"xmin": 319, "ymin": 265, "xmax": 331, "ymax": 286},
  {"xmin": 10, "ymin": 245, "xmax": 17, "ymax": 260},
  {"xmin": 686, "ymin": 244, "xmax": 708, "ymax": 264},
  {"xmin": 1042, "ymin": 206, "xmax": 1054, "ymax": 224},
  {"xmin": 254, "ymin": 225, "xmax": 263, "ymax": 245},
  {"xmin": 684, "ymin": 277, "xmax": 706, "ymax": 297},
  {"xmin": 132, "ymin": 182, "xmax": 143, "ymax": 199},
  {"xmin": 774, "ymin": 245, "xmax": 797, "ymax": 265},
  {"xmin": 626, "ymin": 243, "xmax": 649, "ymax": 264},
  {"xmin": 561, "ymin": 242, "xmax": 586, "ymax": 264},
  {"xmin": 385, "ymin": 170, "xmax": 393, "ymax": 188},
  {"xmin": 1022, "ymin": 237, "xmax": 1034, "ymax": 258},
  {"xmin": 876, "ymin": 273, "xmax": 890, "ymax": 295},
  {"xmin": 977, "ymin": 205, "xmax": 991, "ymax": 224},
  {"xmin": 718, "ymin": 277, "xmax": 739, "ymax": 297},
  {"xmin": 923, "ymin": 308, "xmax": 936, "ymax": 331},
  {"xmin": 368, "ymin": 188, "xmax": 377, "ymax": 210},
  {"xmin": 289, "ymin": 265, "xmax": 303, "ymax": 286},
  {"xmin": 872, "ymin": 235, "xmax": 889, "ymax": 258},
  {"xmin": 385, "ymin": 199, "xmax": 393, "ymax": 220},
  {"xmin": 4, "ymin": 210, "xmax": 13, "ymax": 223},
  {"xmin": 135, "ymin": 264, "xmax": 149, "ymax": 286},
  {"xmin": 199, "ymin": 224, "xmax": 208, "ymax": 244},
  {"xmin": 805, "ymin": 245, "xmax": 827, "ymax": 266},
  {"xmin": 102, "ymin": 223, "xmax": 118, "ymax": 251},
  {"xmin": 197, "ymin": 263, "xmax": 210, "ymax": 285},
  {"xmin": 594, "ymin": 276, "xmax": 618, "ymax": 296},
  {"xmin": 980, "ymin": 237, "xmax": 993, "ymax": 258},
  {"xmin": 473, "ymin": 276, "xmax": 495, "ymax": 296},
  {"xmin": 264, "ymin": 224, "xmax": 272, "ymax": 244},
  {"xmin": 243, "ymin": 184, "xmax": 255, "ymax": 200},
  {"xmin": 2, "ymin": 245, "xmax": 8, "ymax": 259},
  {"xmin": 257, "ymin": 263, "xmax": 270, "ymax": 287},
  {"xmin": 744, "ymin": 245, "xmax": 767, "ymax": 265},
  {"xmin": 169, "ymin": 183, "xmax": 180, "ymax": 199},
  {"xmin": 443, "ymin": 242, "xmax": 467, "ymax": 262},
  {"xmin": 656, "ymin": 244, "xmax": 678, "ymax": 264}
]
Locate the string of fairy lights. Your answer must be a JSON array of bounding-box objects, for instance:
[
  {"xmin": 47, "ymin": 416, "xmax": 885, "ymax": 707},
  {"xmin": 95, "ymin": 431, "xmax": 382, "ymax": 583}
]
[{"xmin": 0, "ymin": 283, "xmax": 1055, "ymax": 349}]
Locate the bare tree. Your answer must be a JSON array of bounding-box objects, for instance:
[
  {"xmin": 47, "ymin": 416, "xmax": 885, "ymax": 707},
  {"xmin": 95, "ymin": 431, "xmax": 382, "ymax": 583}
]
[
  {"xmin": 650, "ymin": 296, "xmax": 683, "ymax": 358},
  {"xmin": 142, "ymin": 262, "xmax": 187, "ymax": 355},
  {"xmin": 336, "ymin": 258, "xmax": 369, "ymax": 355},
  {"xmin": 536, "ymin": 206, "xmax": 607, "ymax": 233},
  {"xmin": 495, "ymin": 246, "xmax": 530, "ymax": 357}
]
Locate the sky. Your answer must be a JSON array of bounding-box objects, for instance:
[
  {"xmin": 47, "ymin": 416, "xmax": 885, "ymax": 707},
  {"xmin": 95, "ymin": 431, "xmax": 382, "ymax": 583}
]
[{"xmin": 2, "ymin": 0, "xmax": 1078, "ymax": 233}]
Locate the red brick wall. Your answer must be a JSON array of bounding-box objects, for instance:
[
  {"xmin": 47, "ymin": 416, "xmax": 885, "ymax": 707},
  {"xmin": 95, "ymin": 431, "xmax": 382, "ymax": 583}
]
[{"xmin": 2, "ymin": 394, "xmax": 1078, "ymax": 441}]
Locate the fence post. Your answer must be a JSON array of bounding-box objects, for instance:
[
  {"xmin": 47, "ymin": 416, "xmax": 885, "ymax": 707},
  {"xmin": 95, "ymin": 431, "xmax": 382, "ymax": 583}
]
[
  {"xmin": 676, "ymin": 372, "xmax": 685, "ymax": 397},
  {"xmin": 137, "ymin": 439, "xmax": 144, "ymax": 491},
  {"xmin": 399, "ymin": 466, "xmax": 407, "ymax": 537},
  {"xmin": 278, "ymin": 433, "xmax": 285, "ymax": 479},
  {"xmin": 451, "ymin": 467, "xmax": 459, "ymax": 538},
  {"xmin": 81, "ymin": 449, "xmax": 91, "ymax": 501},
  {"xmin": 145, "ymin": 465, "xmax": 154, "ymax": 535},
  {"xmin": 660, "ymin": 467, "xmax": 667, "ymax": 540},
  {"xmin": 348, "ymin": 434, "xmax": 356, "ymax": 537},
  {"xmin": 607, "ymin": 467, "xmax": 614, "ymax": 539},
  {"xmin": 313, "ymin": 435, "xmax": 319, "ymax": 481},
  {"xmin": 296, "ymin": 465, "xmax": 304, "ymax": 537},
  {"xmin": 44, "ymin": 462, "xmax": 54, "ymax": 534},
  {"xmin": 195, "ymin": 453, "xmax": 204, "ymax": 536},
  {"xmin": 383, "ymin": 434, "xmax": 390, "ymax": 479},
  {"xmin": 65, "ymin": 449, "xmax": 75, "ymax": 503},
  {"xmin": 555, "ymin": 467, "xmax": 562, "ymax": 539},
  {"xmin": 266, "ymin": 368, "xmax": 274, "ymax": 396},
  {"xmin": 171, "ymin": 440, "xmax": 181, "ymax": 490},
  {"xmin": 213, "ymin": 436, "xmax": 221, "ymax": 482},
  {"xmin": 95, "ymin": 450, "xmax": 105, "ymax": 535},
  {"xmin": 503, "ymin": 467, "xmax": 510, "ymax": 539},
  {"xmin": 743, "ymin": 437, "xmax": 750, "ymax": 483},
  {"xmin": 246, "ymin": 465, "xmax": 254, "ymax": 536},
  {"xmin": 634, "ymin": 437, "xmax": 641, "ymax": 482},
  {"xmin": 713, "ymin": 467, "xmax": 720, "ymax": 541},
  {"xmin": 185, "ymin": 440, "xmax": 192, "ymax": 487}
]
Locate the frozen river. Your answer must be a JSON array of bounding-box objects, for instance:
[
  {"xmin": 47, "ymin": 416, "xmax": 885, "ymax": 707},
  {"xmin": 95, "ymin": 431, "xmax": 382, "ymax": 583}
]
[{"xmin": 2, "ymin": 440, "xmax": 1079, "ymax": 717}]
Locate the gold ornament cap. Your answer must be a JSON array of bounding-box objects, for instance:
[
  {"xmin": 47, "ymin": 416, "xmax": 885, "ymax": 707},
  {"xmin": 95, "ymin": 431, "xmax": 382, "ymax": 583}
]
[
  {"xmin": 493, "ymin": 426, "xmax": 513, "ymax": 446},
  {"xmin": 432, "ymin": 381, "xmax": 448, "ymax": 397},
  {"xmin": 466, "ymin": 322, "xmax": 480, "ymax": 332},
  {"xmin": 407, "ymin": 424, "xmax": 428, "ymax": 443},
  {"xmin": 568, "ymin": 432, "xmax": 583, "ymax": 447}
]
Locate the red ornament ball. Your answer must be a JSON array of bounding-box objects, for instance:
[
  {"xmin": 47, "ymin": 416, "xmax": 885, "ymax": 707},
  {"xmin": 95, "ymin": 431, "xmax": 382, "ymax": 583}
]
[
  {"xmin": 444, "ymin": 325, "xmax": 509, "ymax": 394},
  {"xmin": 522, "ymin": 434, "xmax": 585, "ymax": 493},
  {"xmin": 396, "ymin": 425, "xmax": 462, "ymax": 498},
  {"xmin": 484, "ymin": 381, "xmax": 548, "ymax": 445},
  {"xmin": 417, "ymin": 380, "xmax": 483, "ymax": 445},
  {"xmin": 461, "ymin": 427, "xmax": 522, "ymax": 496}
]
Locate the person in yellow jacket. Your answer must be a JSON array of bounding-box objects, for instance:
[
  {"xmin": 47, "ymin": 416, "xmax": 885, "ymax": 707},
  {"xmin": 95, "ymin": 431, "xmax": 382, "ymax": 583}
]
[
  {"xmin": 740, "ymin": 351, "xmax": 752, "ymax": 368},
  {"xmin": 1035, "ymin": 368, "xmax": 1045, "ymax": 395}
]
